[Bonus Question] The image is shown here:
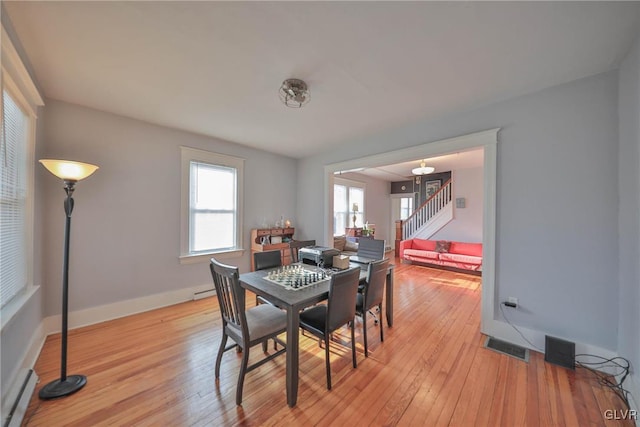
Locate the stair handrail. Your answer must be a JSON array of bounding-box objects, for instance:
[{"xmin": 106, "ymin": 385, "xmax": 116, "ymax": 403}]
[{"xmin": 399, "ymin": 179, "xmax": 452, "ymax": 241}]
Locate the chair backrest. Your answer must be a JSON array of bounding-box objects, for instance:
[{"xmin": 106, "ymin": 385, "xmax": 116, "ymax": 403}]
[
  {"xmin": 326, "ymin": 267, "xmax": 361, "ymax": 332},
  {"xmin": 254, "ymin": 250, "xmax": 282, "ymax": 271},
  {"xmin": 210, "ymin": 258, "xmax": 248, "ymax": 338},
  {"xmin": 357, "ymin": 238, "xmax": 385, "ymax": 260},
  {"xmin": 289, "ymin": 240, "xmax": 316, "ymax": 263},
  {"xmin": 363, "ymin": 258, "xmax": 389, "ymax": 310}
]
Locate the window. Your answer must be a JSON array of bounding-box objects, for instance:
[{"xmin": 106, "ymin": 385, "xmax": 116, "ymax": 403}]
[
  {"xmin": 400, "ymin": 197, "xmax": 413, "ymax": 220},
  {"xmin": 1, "ymin": 26, "xmax": 43, "ymax": 317},
  {"xmin": 1, "ymin": 90, "xmax": 30, "ymax": 309},
  {"xmin": 180, "ymin": 147, "xmax": 244, "ymax": 263},
  {"xmin": 333, "ymin": 178, "xmax": 364, "ymax": 236}
]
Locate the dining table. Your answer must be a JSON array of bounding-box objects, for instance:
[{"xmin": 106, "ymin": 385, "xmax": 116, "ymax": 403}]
[{"xmin": 239, "ymin": 261, "xmax": 394, "ymax": 407}]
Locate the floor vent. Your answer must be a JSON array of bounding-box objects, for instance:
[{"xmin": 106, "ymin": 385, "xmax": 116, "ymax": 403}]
[{"xmin": 484, "ymin": 337, "xmax": 529, "ymax": 362}]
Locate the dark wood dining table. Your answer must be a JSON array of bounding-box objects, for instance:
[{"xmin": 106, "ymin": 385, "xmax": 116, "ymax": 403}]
[{"xmin": 239, "ymin": 262, "xmax": 394, "ymax": 407}]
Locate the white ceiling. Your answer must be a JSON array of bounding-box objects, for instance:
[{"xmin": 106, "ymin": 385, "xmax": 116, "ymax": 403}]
[
  {"xmin": 5, "ymin": 2, "xmax": 640, "ymax": 160},
  {"xmin": 348, "ymin": 148, "xmax": 484, "ymax": 182}
]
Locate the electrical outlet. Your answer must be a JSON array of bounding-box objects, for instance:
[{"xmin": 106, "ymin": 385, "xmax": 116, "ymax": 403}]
[{"xmin": 507, "ymin": 297, "xmax": 518, "ymax": 307}]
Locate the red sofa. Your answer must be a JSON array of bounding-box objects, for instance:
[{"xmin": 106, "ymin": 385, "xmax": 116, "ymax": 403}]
[{"xmin": 399, "ymin": 238, "xmax": 482, "ymax": 274}]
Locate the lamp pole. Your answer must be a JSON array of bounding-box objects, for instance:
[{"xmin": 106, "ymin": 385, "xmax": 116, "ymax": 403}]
[
  {"xmin": 39, "ymin": 160, "xmax": 98, "ymax": 400},
  {"xmin": 39, "ymin": 180, "xmax": 87, "ymax": 399}
]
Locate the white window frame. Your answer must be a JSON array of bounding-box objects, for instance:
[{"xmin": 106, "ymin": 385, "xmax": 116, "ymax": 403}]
[
  {"xmin": 179, "ymin": 146, "xmax": 244, "ymax": 264},
  {"xmin": 399, "ymin": 196, "xmax": 414, "ymax": 220},
  {"xmin": 333, "ymin": 177, "xmax": 366, "ymax": 236},
  {"xmin": 1, "ymin": 26, "xmax": 44, "ymax": 330}
]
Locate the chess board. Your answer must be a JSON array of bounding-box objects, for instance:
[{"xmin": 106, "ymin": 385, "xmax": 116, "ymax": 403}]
[{"xmin": 263, "ymin": 265, "xmax": 330, "ymax": 290}]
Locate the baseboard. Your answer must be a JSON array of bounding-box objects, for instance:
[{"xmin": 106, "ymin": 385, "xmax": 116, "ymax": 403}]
[{"xmin": 43, "ymin": 283, "xmax": 213, "ymax": 334}]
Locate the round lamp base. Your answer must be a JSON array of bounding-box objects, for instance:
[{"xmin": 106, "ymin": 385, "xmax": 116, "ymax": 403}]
[{"xmin": 39, "ymin": 375, "xmax": 87, "ymax": 400}]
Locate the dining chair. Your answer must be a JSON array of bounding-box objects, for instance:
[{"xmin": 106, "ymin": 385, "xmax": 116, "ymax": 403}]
[
  {"xmin": 289, "ymin": 239, "xmax": 316, "ymax": 263},
  {"xmin": 253, "ymin": 250, "xmax": 287, "ymax": 351},
  {"xmin": 356, "ymin": 258, "xmax": 389, "ymax": 357},
  {"xmin": 253, "ymin": 250, "xmax": 282, "ymax": 306},
  {"xmin": 299, "ymin": 267, "xmax": 361, "ymax": 390},
  {"xmin": 210, "ymin": 257, "xmax": 287, "ymax": 405},
  {"xmin": 355, "ymin": 237, "xmax": 385, "ymax": 261},
  {"xmin": 254, "ymin": 249, "xmax": 282, "ymax": 271}
]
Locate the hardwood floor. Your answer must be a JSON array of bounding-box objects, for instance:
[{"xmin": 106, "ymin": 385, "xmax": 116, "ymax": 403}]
[{"xmin": 23, "ymin": 261, "xmax": 633, "ymax": 426}]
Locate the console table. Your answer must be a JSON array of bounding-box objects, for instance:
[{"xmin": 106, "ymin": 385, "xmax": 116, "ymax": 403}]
[{"xmin": 250, "ymin": 228, "xmax": 295, "ymax": 270}]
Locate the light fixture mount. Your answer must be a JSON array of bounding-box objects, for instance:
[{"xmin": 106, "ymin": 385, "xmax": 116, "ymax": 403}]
[
  {"xmin": 411, "ymin": 160, "xmax": 435, "ymax": 176},
  {"xmin": 279, "ymin": 78, "xmax": 310, "ymax": 108}
]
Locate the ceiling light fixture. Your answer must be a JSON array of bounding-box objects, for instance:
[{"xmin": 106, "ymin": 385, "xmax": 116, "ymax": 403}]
[
  {"xmin": 411, "ymin": 160, "xmax": 435, "ymax": 175},
  {"xmin": 279, "ymin": 78, "xmax": 310, "ymax": 108}
]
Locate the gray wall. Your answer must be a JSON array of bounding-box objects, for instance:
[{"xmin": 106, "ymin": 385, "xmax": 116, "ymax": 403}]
[
  {"xmin": 618, "ymin": 34, "xmax": 640, "ymax": 398},
  {"xmin": 431, "ymin": 166, "xmax": 483, "ymax": 242},
  {"xmin": 298, "ymin": 71, "xmax": 620, "ymax": 350},
  {"xmin": 40, "ymin": 100, "xmax": 297, "ymax": 315}
]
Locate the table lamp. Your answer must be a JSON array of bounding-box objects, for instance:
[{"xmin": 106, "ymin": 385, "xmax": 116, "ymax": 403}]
[{"xmin": 352, "ymin": 203, "xmax": 358, "ymax": 227}]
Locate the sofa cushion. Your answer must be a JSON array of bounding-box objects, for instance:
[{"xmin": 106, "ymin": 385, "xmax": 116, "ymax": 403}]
[
  {"xmin": 448, "ymin": 241, "xmax": 482, "ymax": 257},
  {"xmin": 404, "ymin": 249, "xmax": 440, "ymax": 260},
  {"xmin": 435, "ymin": 240, "xmax": 451, "ymax": 253},
  {"xmin": 411, "ymin": 239, "xmax": 436, "ymax": 251},
  {"xmin": 439, "ymin": 253, "xmax": 482, "ymax": 265},
  {"xmin": 344, "ymin": 240, "xmax": 359, "ymax": 252}
]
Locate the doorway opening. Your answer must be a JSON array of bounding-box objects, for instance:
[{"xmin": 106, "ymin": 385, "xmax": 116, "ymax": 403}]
[{"xmin": 323, "ymin": 128, "xmax": 499, "ymax": 336}]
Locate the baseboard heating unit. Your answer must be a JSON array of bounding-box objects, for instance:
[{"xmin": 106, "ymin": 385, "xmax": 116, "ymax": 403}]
[
  {"xmin": 4, "ymin": 369, "xmax": 38, "ymax": 427},
  {"xmin": 193, "ymin": 288, "xmax": 216, "ymax": 300},
  {"xmin": 484, "ymin": 336, "xmax": 529, "ymax": 362}
]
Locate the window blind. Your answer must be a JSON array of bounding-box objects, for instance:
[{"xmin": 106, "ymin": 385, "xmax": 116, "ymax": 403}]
[{"xmin": 0, "ymin": 89, "xmax": 29, "ymax": 308}]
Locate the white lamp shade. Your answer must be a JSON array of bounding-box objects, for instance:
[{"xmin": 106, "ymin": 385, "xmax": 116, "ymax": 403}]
[
  {"xmin": 411, "ymin": 160, "xmax": 435, "ymax": 175},
  {"xmin": 39, "ymin": 159, "xmax": 99, "ymax": 181},
  {"xmin": 411, "ymin": 166, "xmax": 435, "ymax": 175}
]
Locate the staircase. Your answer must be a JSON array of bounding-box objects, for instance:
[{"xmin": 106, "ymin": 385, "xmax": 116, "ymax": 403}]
[{"xmin": 395, "ymin": 179, "xmax": 453, "ymax": 252}]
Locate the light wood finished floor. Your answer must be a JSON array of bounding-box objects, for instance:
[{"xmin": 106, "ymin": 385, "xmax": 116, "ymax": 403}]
[{"xmin": 23, "ymin": 261, "xmax": 633, "ymax": 426}]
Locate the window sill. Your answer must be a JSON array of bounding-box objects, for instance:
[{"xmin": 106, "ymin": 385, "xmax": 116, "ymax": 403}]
[
  {"xmin": 1, "ymin": 285, "xmax": 40, "ymax": 332},
  {"xmin": 179, "ymin": 249, "xmax": 245, "ymax": 265}
]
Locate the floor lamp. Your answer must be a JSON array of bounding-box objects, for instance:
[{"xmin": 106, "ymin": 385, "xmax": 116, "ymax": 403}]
[{"xmin": 38, "ymin": 159, "xmax": 99, "ymax": 400}]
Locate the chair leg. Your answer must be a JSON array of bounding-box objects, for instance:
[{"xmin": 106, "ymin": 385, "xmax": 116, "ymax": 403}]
[
  {"xmin": 236, "ymin": 344, "xmax": 250, "ymax": 405},
  {"xmin": 215, "ymin": 333, "xmax": 228, "ymax": 379},
  {"xmin": 262, "ymin": 341, "xmax": 268, "ymax": 352},
  {"xmin": 379, "ymin": 303, "xmax": 384, "ymax": 343},
  {"xmin": 351, "ymin": 320, "xmax": 357, "ymax": 368},
  {"xmin": 325, "ymin": 335, "xmax": 332, "ymax": 390},
  {"xmin": 362, "ymin": 311, "xmax": 369, "ymax": 357}
]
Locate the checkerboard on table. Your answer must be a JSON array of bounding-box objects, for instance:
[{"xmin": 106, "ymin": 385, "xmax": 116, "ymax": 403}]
[{"xmin": 263, "ymin": 265, "xmax": 330, "ymax": 290}]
